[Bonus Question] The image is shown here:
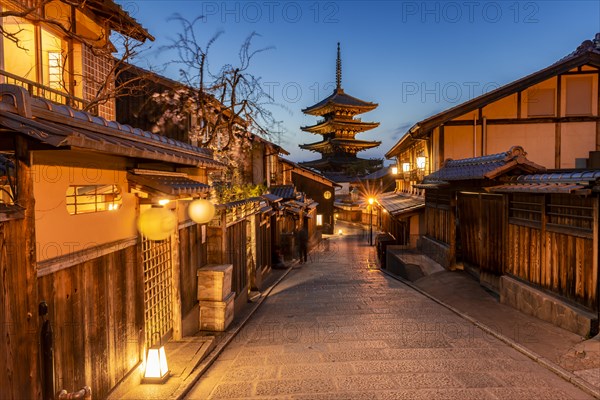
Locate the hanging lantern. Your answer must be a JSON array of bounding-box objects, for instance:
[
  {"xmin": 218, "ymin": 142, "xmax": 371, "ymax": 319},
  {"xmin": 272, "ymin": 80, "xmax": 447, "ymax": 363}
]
[
  {"xmin": 188, "ymin": 199, "xmax": 216, "ymax": 224},
  {"xmin": 137, "ymin": 207, "xmax": 176, "ymax": 241}
]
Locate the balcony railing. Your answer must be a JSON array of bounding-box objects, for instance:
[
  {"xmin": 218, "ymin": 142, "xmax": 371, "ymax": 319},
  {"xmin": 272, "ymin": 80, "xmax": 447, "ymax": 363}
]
[{"xmin": 0, "ymin": 69, "xmax": 91, "ymax": 112}]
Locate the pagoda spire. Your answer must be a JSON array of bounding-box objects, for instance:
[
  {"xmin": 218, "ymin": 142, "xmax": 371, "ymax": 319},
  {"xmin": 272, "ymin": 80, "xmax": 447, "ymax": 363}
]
[{"xmin": 336, "ymin": 42, "xmax": 342, "ymax": 90}]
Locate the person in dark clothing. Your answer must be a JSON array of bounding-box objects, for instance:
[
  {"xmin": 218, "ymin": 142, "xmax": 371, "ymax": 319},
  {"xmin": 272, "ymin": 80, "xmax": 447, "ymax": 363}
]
[
  {"xmin": 297, "ymin": 226, "xmax": 308, "ymax": 264},
  {"xmin": 272, "ymin": 245, "xmax": 286, "ymax": 269}
]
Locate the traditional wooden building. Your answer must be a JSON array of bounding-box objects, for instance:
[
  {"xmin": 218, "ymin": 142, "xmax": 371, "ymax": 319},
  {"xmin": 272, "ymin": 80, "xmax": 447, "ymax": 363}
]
[
  {"xmin": 280, "ymin": 158, "xmax": 338, "ymax": 234},
  {"xmin": 387, "ymin": 33, "xmax": 600, "ymax": 191},
  {"xmin": 0, "ymin": 84, "xmax": 223, "ymax": 399},
  {"xmin": 0, "ymin": 0, "xmax": 153, "ymax": 121},
  {"xmin": 299, "ymin": 43, "xmax": 382, "ymax": 182},
  {"xmin": 418, "ymin": 146, "xmax": 598, "ymax": 336}
]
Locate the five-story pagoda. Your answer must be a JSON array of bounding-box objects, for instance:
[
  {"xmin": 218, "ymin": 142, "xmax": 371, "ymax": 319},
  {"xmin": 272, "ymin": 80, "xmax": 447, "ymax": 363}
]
[{"xmin": 300, "ymin": 43, "xmax": 381, "ymax": 180}]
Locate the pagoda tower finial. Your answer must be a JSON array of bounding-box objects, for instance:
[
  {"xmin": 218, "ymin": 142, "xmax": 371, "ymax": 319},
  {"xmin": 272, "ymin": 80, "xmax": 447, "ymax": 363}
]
[{"xmin": 336, "ymin": 42, "xmax": 342, "ymax": 90}]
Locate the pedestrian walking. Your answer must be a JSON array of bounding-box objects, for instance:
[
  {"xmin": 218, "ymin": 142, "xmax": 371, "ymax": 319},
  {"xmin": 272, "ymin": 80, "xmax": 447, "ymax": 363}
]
[{"xmin": 297, "ymin": 225, "xmax": 308, "ymax": 264}]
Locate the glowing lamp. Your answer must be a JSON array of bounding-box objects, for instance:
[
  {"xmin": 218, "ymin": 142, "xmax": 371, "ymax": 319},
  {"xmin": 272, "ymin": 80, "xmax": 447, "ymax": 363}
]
[
  {"xmin": 338, "ymin": 229, "xmax": 343, "ymax": 235},
  {"xmin": 188, "ymin": 199, "xmax": 216, "ymax": 224},
  {"xmin": 143, "ymin": 344, "xmax": 169, "ymax": 384},
  {"xmin": 391, "ymin": 166, "xmax": 398, "ymax": 175},
  {"xmin": 368, "ymin": 197, "xmax": 374, "ymax": 205},
  {"xmin": 402, "ymin": 162, "xmax": 411, "ymax": 172},
  {"xmin": 416, "ymin": 156, "xmax": 427, "ymax": 170},
  {"xmin": 158, "ymin": 198, "xmax": 170, "ymax": 206},
  {"xmin": 137, "ymin": 207, "xmax": 176, "ymax": 241}
]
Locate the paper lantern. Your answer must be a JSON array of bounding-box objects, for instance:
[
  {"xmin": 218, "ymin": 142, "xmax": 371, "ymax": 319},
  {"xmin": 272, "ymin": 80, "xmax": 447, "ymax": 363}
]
[
  {"xmin": 137, "ymin": 207, "xmax": 176, "ymax": 241},
  {"xmin": 143, "ymin": 344, "xmax": 169, "ymax": 383},
  {"xmin": 188, "ymin": 199, "xmax": 216, "ymax": 224}
]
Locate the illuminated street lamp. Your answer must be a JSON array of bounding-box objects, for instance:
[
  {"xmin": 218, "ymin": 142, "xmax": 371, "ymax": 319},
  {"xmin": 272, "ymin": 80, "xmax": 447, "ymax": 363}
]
[{"xmin": 368, "ymin": 197, "xmax": 374, "ymax": 246}]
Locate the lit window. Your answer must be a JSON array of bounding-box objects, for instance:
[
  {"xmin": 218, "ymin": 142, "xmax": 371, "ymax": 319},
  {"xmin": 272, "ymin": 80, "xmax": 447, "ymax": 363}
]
[
  {"xmin": 566, "ymin": 76, "xmax": 593, "ymax": 116},
  {"xmin": 527, "ymin": 88, "xmax": 555, "ymax": 117},
  {"xmin": 0, "ymin": 152, "xmax": 17, "ymax": 207},
  {"xmin": 66, "ymin": 184, "xmax": 122, "ymax": 215},
  {"xmin": 48, "ymin": 51, "xmax": 62, "ymax": 89},
  {"xmin": 316, "ymin": 214, "xmax": 323, "ymax": 226}
]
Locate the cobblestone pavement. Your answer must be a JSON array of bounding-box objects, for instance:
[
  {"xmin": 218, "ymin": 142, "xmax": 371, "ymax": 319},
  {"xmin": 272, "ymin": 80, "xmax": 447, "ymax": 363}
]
[{"xmin": 186, "ymin": 224, "xmax": 594, "ymax": 399}]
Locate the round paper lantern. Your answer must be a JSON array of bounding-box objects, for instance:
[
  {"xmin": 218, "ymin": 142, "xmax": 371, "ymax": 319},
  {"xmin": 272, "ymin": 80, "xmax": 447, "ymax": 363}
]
[
  {"xmin": 137, "ymin": 207, "xmax": 177, "ymax": 241},
  {"xmin": 188, "ymin": 199, "xmax": 216, "ymax": 224}
]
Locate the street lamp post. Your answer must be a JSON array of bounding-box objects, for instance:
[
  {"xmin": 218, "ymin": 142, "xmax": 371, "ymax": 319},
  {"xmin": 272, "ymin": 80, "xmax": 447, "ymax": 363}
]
[{"xmin": 368, "ymin": 197, "xmax": 374, "ymax": 246}]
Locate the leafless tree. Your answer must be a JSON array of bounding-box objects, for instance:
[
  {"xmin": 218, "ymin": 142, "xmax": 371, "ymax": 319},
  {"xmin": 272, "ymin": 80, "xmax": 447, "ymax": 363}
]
[{"xmin": 156, "ymin": 14, "xmax": 278, "ymax": 151}]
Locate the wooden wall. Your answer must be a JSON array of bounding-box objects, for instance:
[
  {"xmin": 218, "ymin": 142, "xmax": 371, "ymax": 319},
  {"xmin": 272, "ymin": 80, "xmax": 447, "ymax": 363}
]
[
  {"xmin": 457, "ymin": 192, "xmax": 504, "ymax": 275},
  {"xmin": 226, "ymin": 220, "xmax": 249, "ymax": 296},
  {"xmin": 425, "ymin": 190, "xmax": 453, "ymax": 246},
  {"xmin": 38, "ymin": 245, "xmax": 144, "ymax": 400},
  {"xmin": 506, "ymin": 193, "xmax": 598, "ymax": 311},
  {"xmin": 178, "ymin": 223, "xmax": 207, "ymax": 317},
  {"xmin": 0, "ymin": 136, "xmax": 42, "ymax": 400}
]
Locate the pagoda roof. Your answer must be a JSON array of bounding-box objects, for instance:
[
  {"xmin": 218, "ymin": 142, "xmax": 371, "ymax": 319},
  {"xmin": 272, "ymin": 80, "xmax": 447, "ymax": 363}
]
[
  {"xmin": 301, "ymin": 118, "xmax": 379, "ymax": 134},
  {"xmin": 300, "ymin": 156, "xmax": 381, "ymax": 170},
  {"xmin": 300, "ymin": 138, "xmax": 381, "ymax": 152},
  {"xmin": 302, "ymin": 88, "xmax": 378, "ymax": 116}
]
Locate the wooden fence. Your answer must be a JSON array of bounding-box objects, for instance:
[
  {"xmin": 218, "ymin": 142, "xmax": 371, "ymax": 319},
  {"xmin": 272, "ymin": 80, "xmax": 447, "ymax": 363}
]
[
  {"xmin": 425, "ymin": 189, "xmax": 453, "ymax": 245},
  {"xmin": 178, "ymin": 223, "xmax": 207, "ymax": 316},
  {"xmin": 38, "ymin": 245, "xmax": 143, "ymax": 400},
  {"xmin": 506, "ymin": 193, "xmax": 597, "ymax": 310},
  {"xmin": 457, "ymin": 192, "xmax": 504, "ymax": 275}
]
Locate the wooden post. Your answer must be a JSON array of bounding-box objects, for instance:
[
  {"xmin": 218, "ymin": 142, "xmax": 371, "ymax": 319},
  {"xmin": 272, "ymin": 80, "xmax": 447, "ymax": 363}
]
[
  {"xmin": 593, "ymin": 196, "xmax": 599, "ymax": 316},
  {"xmin": 555, "ymin": 75, "xmax": 563, "ymax": 168},
  {"xmin": 448, "ymin": 191, "xmax": 457, "ymax": 267},
  {"xmin": 171, "ymin": 211, "xmax": 182, "ymax": 341}
]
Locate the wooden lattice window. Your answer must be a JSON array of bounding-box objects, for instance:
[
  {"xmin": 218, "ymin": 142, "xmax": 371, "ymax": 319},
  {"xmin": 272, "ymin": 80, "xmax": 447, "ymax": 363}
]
[
  {"xmin": 547, "ymin": 194, "xmax": 593, "ymax": 234},
  {"xmin": 47, "ymin": 51, "xmax": 62, "ymax": 89},
  {"xmin": 66, "ymin": 184, "xmax": 121, "ymax": 215},
  {"xmin": 509, "ymin": 193, "xmax": 543, "ymax": 226},
  {"xmin": 142, "ymin": 235, "xmax": 173, "ymax": 347},
  {"xmin": 425, "ymin": 189, "xmax": 451, "ymax": 210}
]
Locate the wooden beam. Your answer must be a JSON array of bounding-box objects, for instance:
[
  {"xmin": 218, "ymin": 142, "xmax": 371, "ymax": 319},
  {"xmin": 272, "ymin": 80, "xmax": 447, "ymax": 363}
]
[
  {"xmin": 597, "ymin": 71, "xmax": 600, "ymax": 150},
  {"xmin": 592, "ymin": 196, "xmax": 598, "ymax": 313},
  {"xmin": 443, "ymin": 115, "xmax": 600, "ymax": 126},
  {"xmin": 172, "ymin": 212, "xmax": 182, "ymax": 341},
  {"xmin": 438, "ymin": 126, "xmax": 444, "ymax": 168},
  {"xmin": 556, "ymin": 75, "xmax": 562, "ymax": 168}
]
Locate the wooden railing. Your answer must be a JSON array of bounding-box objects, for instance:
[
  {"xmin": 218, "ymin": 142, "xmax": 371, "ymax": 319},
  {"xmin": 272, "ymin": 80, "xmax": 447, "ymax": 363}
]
[{"xmin": 0, "ymin": 69, "xmax": 90, "ymax": 112}]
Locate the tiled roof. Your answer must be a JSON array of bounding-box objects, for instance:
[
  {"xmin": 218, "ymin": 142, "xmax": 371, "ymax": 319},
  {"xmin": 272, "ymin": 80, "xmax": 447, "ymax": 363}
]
[
  {"xmin": 262, "ymin": 193, "xmax": 283, "ymax": 203},
  {"xmin": 302, "ymin": 88, "xmax": 378, "ymax": 115},
  {"xmin": 422, "ymin": 146, "xmax": 544, "ymax": 184},
  {"xmin": 487, "ymin": 169, "xmax": 600, "ymax": 194},
  {"xmin": 0, "ymin": 84, "xmax": 223, "ymax": 168},
  {"xmin": 127, "ymin": 171, "xmax": 209, "ymax": 196},
  {"xmin": 377, "ymin": 192, "xmax": 425, "ymax": 217},
  {"xmin": 488, "ymin": 183, "xmax": 587, "ymax": 194},
  {"xmin": 502, "ymin": 170, "xmax": 600, "ymax": 184},
  {"xmin": 269, "ymin": 185, "xmax": 296, "ymax": 200}
]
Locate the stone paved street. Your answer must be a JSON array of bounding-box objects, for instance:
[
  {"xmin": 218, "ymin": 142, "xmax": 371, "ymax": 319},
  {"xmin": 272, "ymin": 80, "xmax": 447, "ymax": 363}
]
[{"xmin": 186, "ymin": 223, "xmax": 594, "ymax": 399}]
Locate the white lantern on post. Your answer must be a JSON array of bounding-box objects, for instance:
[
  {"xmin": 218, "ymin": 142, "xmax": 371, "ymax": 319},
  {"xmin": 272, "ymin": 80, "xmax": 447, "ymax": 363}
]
[
  {"xmin": 137, "ymin": 207, "xmax": 177, "ymax": 241},
  {"xmin": 188, "ymin": 199, "xmax": 216, "ymax": 224}
]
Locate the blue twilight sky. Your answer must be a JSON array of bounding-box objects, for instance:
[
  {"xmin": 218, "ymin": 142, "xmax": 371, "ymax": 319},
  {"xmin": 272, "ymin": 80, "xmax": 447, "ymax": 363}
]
[{"xmin": 117, "ymin": 1, "xmax": 600, "ymax": 163}]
